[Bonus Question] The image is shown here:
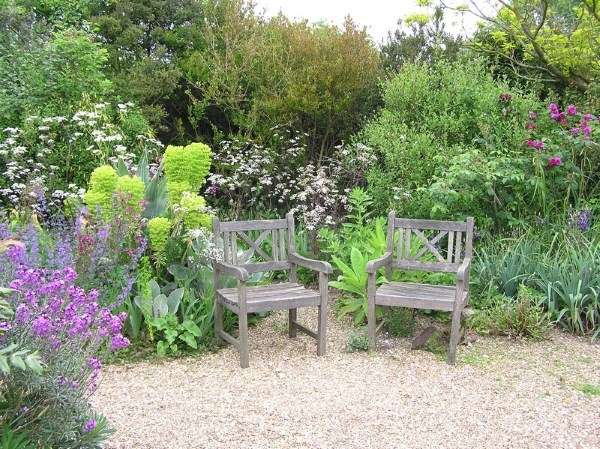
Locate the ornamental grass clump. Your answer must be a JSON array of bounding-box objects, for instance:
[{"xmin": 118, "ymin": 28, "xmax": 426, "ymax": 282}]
[{"xmin": 0, "ymin": 266, "xmax": 128, "ymax": 448}]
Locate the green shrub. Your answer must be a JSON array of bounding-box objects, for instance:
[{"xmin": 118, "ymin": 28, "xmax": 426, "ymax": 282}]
[
  {"xmin": 346, "ymin": 328, "xmax": 370, "ymax": 352},
  {"xmin": 468, "ymin": 285, "xmax": 550, "ymax": 340},
  {"xmin": 163, "ymin": 143, "xmax": 212, "ymax": 192},
  {"xmin": 358, "ymin": 59, "xmax": 542, "ymax": 226},
  {"xmin": 115, "ymin": 175, "xmax": 146, "ymax": 213},
  {"xmin": 83, "ymin": 165, "xmax": 119, "ymax": 215},
  {"xmin": 384, "ymin": 308, "xmax": 416, "ymax": 337},
  {"xmin": 147, "ymin": 217, "xmax": 172, "ymax": 263},
  {"xmin": 179, "ymin": 192, "xmax": 212, "ymax": 230}
]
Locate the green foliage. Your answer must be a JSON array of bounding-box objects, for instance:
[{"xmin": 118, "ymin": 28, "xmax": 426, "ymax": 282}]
[
  {"xmin": 92, "ymin": 0, "xmax": 204, "ymax": 137},
  {"xmin": 469, "ymin": 1, "xmax": 599, "ymax": 96},
  {"xmin": 0, "ymin": 9, "xmax": 112, "ymax": 125},
  {"xmin": 360, "ymin": 60, "xmax": 541, "ymax": 222},
  {"xmin": 382, "ymin": 6, "xmax": 462, "ymax": 72},
  {"xmin": 181, "ymin": 1, "xmax": 382, "ymax": 154},
  {"xmin": 384, "ymin": 308, "xmax": 416, "ymax": 338},
  {"xmin": 468, "ymin": 285, "xmax": 551, "ymax": 340},
  {"xmin": 346, "ymin": 327, "xmax": 370, "ymax": 352},
  {"xmin": 115, "ymin": 175, "xmax": 145, "ymax": 214},
  {"xmin": 152, "ymin": 314, "xmax": 201, "ymax": 356},
  {"xmin": 147, "ymin": 217, "xmax": 171, "ymax": 263},
  {"xmin": 0, "ymin": 426, "xmax": 35, "ymax": 449},
  {"xmin": 179, "ymin": 192, "xmax": 211, "ymax": 230},
  {"xmin": 163, "ymin": 143, "xmax": 212, "ymax": 192},
  {"xmin": 576, "ymin": 383, "xmax": 600, "ymax": 397}
]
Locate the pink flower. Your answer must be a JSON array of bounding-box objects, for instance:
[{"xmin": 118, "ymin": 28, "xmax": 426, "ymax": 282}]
[
  {"xmin": 548, "ymin": 156, "xmax": 562, "ymax": 167},
  {"xmin": 548, "ymin": 103, "xmax": 559, "ymax": 114},
  {"xmin": 583, "ymin": 125, "xmax": 591, "ymax": 138},
  {"xmin": 566, "ymin": 104, "xmax": 577, "ymax": 116},
  {"xmin": 571, "ymin": 127, "xmax": 580, "ymax": 136},
  {"xmin": 527, "ymin": 139, "xmax": 544, "ymax": 150},
  {"xmin": 529, "ymin": 111, "xmax": 538, "ymax": 121}
]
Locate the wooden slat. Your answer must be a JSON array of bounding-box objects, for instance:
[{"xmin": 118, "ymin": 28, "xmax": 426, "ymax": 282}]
[
  {"xmin": 223, "ymin": 231, "xmax": 231, "ymax": 263},
  {"xmin": 413, "ymin": 230, "xmax": 447, "ymax": 260},
  {"xmin": 454, "ymin": 231, "xmax": 462, "ymax": 263},
  {"xmin": 241, "ymin": 261, "xmax": 291, "ymax": 273},
  {"xmin": 447, "ymin": 231, "xmax": 455, "ymax": 263},
  {"xmin": 272, "ymin": 229, "xmax": 278, "ymax": 261},
  {"xmin": 396, "ymin": 228, "xmax": 404, "ymax": 262},
  {"xmin": 404, "ymin": 228, "xmax": 412, "ymax": 260},
  {"xmin": 231, "ymin": 231, "xmax": 238, "ymax": 264},
  {"xmin": 394, "ymin": 218, "xmax": 467, "ymax": 231},
  {"xmin": 396, "ymin": 260, "xmax": 460, "ymax": 272},
  {"xmin": 219, "ymin": 218, "xmax": 288, "ymax": 232},
  {"xmin": 413, "ymin": 229, "xmax": 445, "ymax": 262},
  {"xmin": 375, "ymin": 281, "xmax": 455, "ymax": 311},
  {"xmin": 279, "ymin": 228, "xmax": 286, "ymax": 260},
  {"xmin": 217, "ymin": 282, "xmax": 320, "ymax": 313},
  {"xmin": 238, "ymin": 229, "xmax": 272, "ymax": 261},
  {"xmin": 217, "ymin": 329, "xmax": 239, "ymax": 348},
  {"xmin": 293, "ymin": 322, "xmax": 318, "ymax": 339}
]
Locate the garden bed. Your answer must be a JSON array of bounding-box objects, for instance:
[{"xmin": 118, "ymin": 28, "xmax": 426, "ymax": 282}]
[{"xmin": 93, "ymin": 307, "xmax": 600, "ymax": 449}]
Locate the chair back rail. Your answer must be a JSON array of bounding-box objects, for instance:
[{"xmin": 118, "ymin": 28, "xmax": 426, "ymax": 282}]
[
  {"xmin": 385, "ymin": 212, "xmax": 474, "ymax": 272},
  {"xmin": 213, "ymin": 214, "xmax": 296, "ymax": 274}
]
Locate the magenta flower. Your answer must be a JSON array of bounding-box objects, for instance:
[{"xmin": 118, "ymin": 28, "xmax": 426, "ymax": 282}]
[
  {"xmin": 548, "ymin": 156, "xmax": 562, "ymax": 167},
  {"xmin": 32, "ymin": 316, "xmax": 52, "ymax": 337},
  {"xmin": 571, "ymin": 127, "xmax": 580, "ymax": 136},
  {"xmin": 548, "ymin": 103, "xmax": 559, "ymax": 114},
  {"xmin": 527, "ymin": 139, "xmax": 544, "ymax": 150},
  {"xmin": 583, "ymin": 125, "xmax": 592, "ymax": 138},
  {"xmin": 566, "ymin": 104, "xmax": 577, "ymax": 116}
]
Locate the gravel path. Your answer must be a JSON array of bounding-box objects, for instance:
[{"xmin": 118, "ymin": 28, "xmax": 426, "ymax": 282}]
[{"xmin": 93, "ymin": 307, "xmax": 600, "ymax": 449}]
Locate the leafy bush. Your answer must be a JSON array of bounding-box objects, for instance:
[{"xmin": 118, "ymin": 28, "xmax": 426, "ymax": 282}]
[
  {"xmin": 468, "ymin": 285, "xmax": 550, "ymax": 340},
  {"xmin": 384, "ymin": 308, "xmax": 416, "ymax": 338},
  {"xmin": 346, "ymin": 328, "xmax": 370, "ymax": 352},
  {"xmin": 357, "ymin": 59, "xmax": 549, "ymax": 227}
]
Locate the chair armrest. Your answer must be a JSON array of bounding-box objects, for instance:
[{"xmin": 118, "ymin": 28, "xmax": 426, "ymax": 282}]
[
  {"xmin": 366, "ymin": 251, "xmax": 393, "ymax": 274},
  {"xmin": 214, "ymin": 261, "xmax": 249, "ymax": 282},
  {"xmin": 289, "ymin": 253, "xmax": 333, "ymax": 274},
  {"xmin": 456, "ymin": 257, "xmax": 471, "ymax": 283}
]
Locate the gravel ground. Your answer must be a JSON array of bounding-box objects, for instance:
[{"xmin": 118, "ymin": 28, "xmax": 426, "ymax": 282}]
[{"xmin": 93, "ymin": 306, "xmax": 600, "ymax": 449}]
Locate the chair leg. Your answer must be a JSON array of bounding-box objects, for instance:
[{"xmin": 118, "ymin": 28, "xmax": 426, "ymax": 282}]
[
  {"xmin": 448, "ymin": 304, "xmax": 463, "ymax": 365},
  {"xmin": 367, "ymin": 273, "xmax": 377, "ymax": 351},
  {"xmin": 238, "ymin": 311, "xmax": 249, "ymax": 368},
  {"xmin": 214, "ymin": 300, "xmax": 224, "ymax": 343},
  {"xmin": 317, "ymin": 304, "xmax": 327, "ymax": 356},
  {"xmin": 288, "ymin": 308, "xmax": 297, "ymax": 338}
]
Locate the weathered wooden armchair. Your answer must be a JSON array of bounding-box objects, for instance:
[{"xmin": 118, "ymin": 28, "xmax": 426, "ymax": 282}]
[
  {"xmin": 366, "ymin": 212, "xmax": 474, "ymax": 364},
  {"xmin": 212, "ymin": 212, "xmax": 332, "ymax": 368}
]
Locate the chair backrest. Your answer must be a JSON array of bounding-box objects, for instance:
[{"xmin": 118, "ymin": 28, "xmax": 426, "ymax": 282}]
[
  {"xmin": 212, "ymin": 213, "xmax": 296, "ymax": 274},
  {"xmin": 385, "ymin": 212, "xmax": 474, "ymax": 273}
]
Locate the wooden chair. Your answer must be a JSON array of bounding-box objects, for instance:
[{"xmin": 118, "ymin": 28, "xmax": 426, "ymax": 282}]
[
  {"xmin": 212, "ymin": 212, "xmax": 332, "ymax": 368},
  {"xmin": 366, "ymin": 212, "xmax": 474, "ymax": 364}
]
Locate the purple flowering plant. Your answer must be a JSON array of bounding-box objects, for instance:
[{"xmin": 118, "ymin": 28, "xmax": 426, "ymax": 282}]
[
  {"xmin": 1, "ymin": 264, "xmax": 125, "ymax": 446},
  {"xmin": 524, "ymin": 102, "xmax": 599, "ymax": 220}
]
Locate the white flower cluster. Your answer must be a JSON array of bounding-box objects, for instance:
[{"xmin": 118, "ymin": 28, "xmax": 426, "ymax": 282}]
[
  {"xmin": 0, "ymin": 102, "xmax": 161, "ymax": 215},
  {"xmin": 206, "ymin": 128, "xmax": 348, "ymax": 229},
  {"xmin": 188, "ymin": 227, "xmax": 223, "ymax": 264}
]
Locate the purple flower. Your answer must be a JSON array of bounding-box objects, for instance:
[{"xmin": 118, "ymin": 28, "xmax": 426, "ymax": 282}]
[
  {"xmin": 528, "ymin": 111, "xmax": 538, "ymax": 121},
  {"xmin": 571, "ymin": 127, "xmax": 580, "ymax": 136},
  {"xmin": 576, "ymin": 210, "xmax": 592, "ymax": 232},
  {"xmin": 548, "ymin": 103, "xmax": 559, "ymax": 114},
  {"xmin": 32, "ymin": 316, "xmax": 52, "ymax": 337},
  {"xmin": 14, "ymin": 304, "xmax": 30, "ymax": 323},
  {"xmin": 548, "ymin": 156, "xmax": 562, "ymax": 167},
  {"xmin": 88, "ymin": 357, "xmax": 102, "ymax": 371},
  {"xmin": 83, "ymin": 419, "xmax": 97, "ymax": 433},
  {"xmin": 566, "ymin": 104, "xmax": 577, "ymax": 116},
  {"xmin": 110, "ymin": 334, "xmax": 130, "ymax": 351},
  {"xmin": 526, "ymin": 139, "xmax": 544, "ymax": 150}
]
